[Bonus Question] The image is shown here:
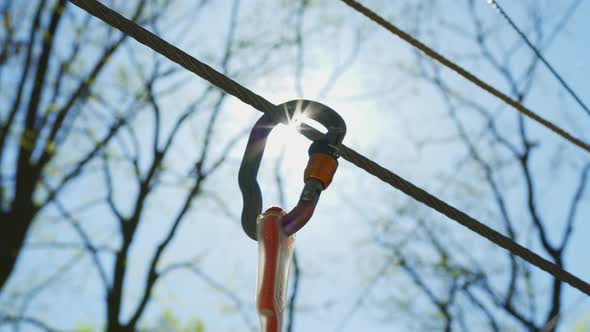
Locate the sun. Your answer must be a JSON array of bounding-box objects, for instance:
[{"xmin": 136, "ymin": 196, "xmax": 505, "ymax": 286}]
[{"xmin": 264, "ymin": 102, "xmax": 326, "ymax": 173}]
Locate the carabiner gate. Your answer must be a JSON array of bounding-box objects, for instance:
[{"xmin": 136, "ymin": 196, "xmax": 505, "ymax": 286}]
[{"xmin": 238, "ymin": 99, "xmax": 347, "ymax": 240}]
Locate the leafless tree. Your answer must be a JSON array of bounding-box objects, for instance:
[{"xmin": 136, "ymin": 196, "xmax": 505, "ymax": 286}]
[
  {"xmin": 359, "ymin": 1, "xmax": 589, "ymax": 331},
  {"xmin": 0, "ymin": 0, "xmax": 172, "ymax": 292},
  {"xmin": 4, "ymin": 1, "xmax": 585, "ymax": 331},
  {"xmin": 0, "ymin": 0, "xmax": 284, "ymax": 330}
]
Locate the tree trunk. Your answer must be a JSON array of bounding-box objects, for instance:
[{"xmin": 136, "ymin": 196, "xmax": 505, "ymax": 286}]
[{"xmin": 0, "ymin": 208, "xmax": 35, "ymax": 290}]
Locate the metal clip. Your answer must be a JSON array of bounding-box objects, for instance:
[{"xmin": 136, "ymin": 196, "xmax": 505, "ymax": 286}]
[{"xmin": 239, "ymin": 100, "xmax": 347, "ymax": 240}]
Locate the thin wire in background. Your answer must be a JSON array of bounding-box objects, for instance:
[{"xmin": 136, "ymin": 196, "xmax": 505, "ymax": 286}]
[
  {"xmin": 340, "ymin": 0, "xmax": 590, "ymax": 154},
  {"xmin": 486, "ymin": 0, "xmax": 590, "ymax": 117}
]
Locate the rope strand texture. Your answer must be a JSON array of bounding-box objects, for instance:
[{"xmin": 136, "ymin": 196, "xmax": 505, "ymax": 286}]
[
  {"xmin": 341, "ymin": 0, "xmax": 590, "ymax": 154},
  {"xmin": 68, "ymin": 0, "xmax": 590, "ymax": 297}
]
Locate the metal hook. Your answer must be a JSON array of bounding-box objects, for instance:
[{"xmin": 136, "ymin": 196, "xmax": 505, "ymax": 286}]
[{"xmin": 239, "ymin": 100, "xmax": 347, "ymax": 240}]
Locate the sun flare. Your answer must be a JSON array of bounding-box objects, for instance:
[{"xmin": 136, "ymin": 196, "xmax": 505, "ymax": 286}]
[{"xmin": 265, "ymin": 102, "xmax": 327, "ymax": 169}]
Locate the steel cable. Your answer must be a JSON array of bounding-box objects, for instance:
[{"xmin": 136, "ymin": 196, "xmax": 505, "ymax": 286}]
[{"xmin": 68, "ymin": 0, "xmax": 590, "ymax": 297}]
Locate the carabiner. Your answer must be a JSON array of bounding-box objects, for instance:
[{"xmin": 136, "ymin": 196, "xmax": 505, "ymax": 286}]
[{"xmin": 238, "ymin": 99, "xmax": 347, "ymax": 240}]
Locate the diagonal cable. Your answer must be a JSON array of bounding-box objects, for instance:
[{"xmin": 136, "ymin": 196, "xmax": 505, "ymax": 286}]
[
  {"xmin": 487, "ymin": 0, "xmax": 590, "ymax": 117},
  {"xmin": 68, "ymin": 0, "xmax": 590, "ymax": 297},
  {"xmin": 340, "ymin": 0, "xmax": 590, "ymax": 154}
]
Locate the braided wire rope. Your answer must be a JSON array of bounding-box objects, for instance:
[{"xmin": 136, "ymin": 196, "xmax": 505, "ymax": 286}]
[{"xmin": 68, "ymin": 0, "xmax": 590, "ymax": 297}]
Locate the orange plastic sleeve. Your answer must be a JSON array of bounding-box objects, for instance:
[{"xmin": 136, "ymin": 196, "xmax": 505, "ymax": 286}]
[{"xmin": 304, "ymin": 153, "xmax": 338, "ymax": 188}]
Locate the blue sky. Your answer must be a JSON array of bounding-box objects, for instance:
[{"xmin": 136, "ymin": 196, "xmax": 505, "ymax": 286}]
[{"xmin": 1, "ymin": 0, "xmax": 590, "ymax": 331}]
